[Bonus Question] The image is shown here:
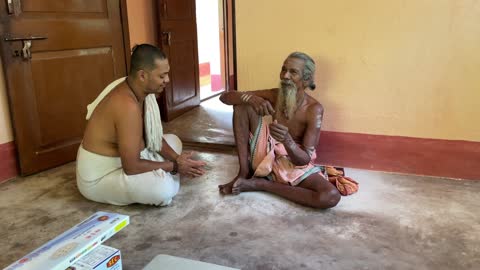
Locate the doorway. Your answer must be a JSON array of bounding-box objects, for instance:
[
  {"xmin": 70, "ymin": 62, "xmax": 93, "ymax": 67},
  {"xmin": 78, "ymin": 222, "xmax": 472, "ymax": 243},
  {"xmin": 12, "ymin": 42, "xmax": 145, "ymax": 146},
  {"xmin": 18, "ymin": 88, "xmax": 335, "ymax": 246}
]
[
  {"xmin": 157, "ymin": 0, "xmax": 236, "ymax": 121},
  {"xmin": 196, "ymin": 0, "xmax": 225, "ymax": 100}
]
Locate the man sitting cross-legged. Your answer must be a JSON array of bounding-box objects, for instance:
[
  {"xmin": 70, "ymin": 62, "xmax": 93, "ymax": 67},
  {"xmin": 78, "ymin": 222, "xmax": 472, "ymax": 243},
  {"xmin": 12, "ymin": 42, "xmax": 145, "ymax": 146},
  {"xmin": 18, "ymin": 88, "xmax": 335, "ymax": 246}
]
[
  {"xmin": 77, "ymin": 44, "xmax": 206, "ymax": 206},
  {"xmin": 218, "ymin": 52, "xmax": 341, "ymax": 209}
]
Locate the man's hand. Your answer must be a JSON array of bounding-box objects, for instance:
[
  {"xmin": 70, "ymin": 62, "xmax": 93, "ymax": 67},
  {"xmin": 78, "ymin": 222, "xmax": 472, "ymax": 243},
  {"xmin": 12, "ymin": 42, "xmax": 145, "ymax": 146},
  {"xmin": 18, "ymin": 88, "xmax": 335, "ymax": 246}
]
[
  {"xmin": 176, "ymin": 151, "xmax": 207, "ymax": 178},
  {"xmin": 269, "ymin": 120, "xmax": 292, "ymax": 143},
  {"xmin": 248, "ymin": 95, "xmax": 275, "ymax": 116}
]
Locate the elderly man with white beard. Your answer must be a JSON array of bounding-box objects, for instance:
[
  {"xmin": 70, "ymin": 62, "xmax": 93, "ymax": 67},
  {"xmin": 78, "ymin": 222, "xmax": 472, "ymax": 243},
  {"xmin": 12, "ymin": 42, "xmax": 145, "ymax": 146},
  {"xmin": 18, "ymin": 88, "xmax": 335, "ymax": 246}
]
[{"xmin": 218, "ymin": 52, "xmax": 341, "ymax": 209}]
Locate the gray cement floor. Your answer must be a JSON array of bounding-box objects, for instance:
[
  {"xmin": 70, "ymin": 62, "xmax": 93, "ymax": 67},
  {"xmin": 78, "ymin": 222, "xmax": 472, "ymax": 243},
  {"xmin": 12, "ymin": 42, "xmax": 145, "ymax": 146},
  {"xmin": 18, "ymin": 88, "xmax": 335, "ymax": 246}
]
[{"xmin": 1, "ymin": 150, "xmax": 479, "ymax": 270}]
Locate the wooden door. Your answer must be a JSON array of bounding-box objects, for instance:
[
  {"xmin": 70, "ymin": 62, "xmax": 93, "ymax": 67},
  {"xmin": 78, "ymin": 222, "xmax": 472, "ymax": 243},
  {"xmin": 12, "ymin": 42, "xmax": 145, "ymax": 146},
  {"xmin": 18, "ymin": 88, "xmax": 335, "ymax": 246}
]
[
  {"xmin": 157, "ymin": 0, "xmax": 200, "ymax": 121},
  {"xmin": 225, "ymin": 0, "xmax": 237, "ymax": 91},
  {"xmin": 0, "ymin": 0, "xmax": 127, "ymax": 175}
]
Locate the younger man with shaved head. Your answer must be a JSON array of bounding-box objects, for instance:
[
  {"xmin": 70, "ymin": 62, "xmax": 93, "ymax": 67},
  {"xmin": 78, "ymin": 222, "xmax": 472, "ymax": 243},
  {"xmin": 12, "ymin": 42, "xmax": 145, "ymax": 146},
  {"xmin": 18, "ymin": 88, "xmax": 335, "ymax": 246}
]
[{"xmin": 77, "ymin": 44, "xmax": 206, "ymax": 206}]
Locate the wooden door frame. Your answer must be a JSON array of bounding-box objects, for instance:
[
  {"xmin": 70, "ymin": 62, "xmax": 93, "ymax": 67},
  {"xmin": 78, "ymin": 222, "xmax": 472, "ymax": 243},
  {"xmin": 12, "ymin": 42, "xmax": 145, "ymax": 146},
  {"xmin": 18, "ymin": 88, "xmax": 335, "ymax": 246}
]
[
  {"xmin": 155, "ymin": 0, "xmax": 237, "ymax": 92},
  {"xmin": 224, "ymin": 0, "xmax": 237, "ymax": 91},
  {"xmin": 120, "ymin": 0, "xmax": 132, "ymax": 71}
]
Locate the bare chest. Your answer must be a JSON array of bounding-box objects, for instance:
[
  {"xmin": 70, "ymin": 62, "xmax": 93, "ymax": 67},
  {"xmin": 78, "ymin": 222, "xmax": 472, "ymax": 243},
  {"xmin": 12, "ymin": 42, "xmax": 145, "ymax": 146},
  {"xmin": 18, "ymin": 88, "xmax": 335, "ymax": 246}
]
[{"xmin": 274, "ymin": 112, "xmax": 307, "ymax": 142}]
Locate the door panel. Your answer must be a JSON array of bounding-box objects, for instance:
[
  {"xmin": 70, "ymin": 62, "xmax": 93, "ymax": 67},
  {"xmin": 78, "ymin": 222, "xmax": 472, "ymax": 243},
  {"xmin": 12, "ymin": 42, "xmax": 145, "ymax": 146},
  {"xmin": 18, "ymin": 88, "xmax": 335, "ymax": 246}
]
[
  {"xmin": 170, "ymin": 42, "xmax": 197, "ymax": 104},
  {"xmin": 21, "ymin": 1, "xmax": 107, "ymax": 13},
  {"xmin": 0, "ymin": 0, "xmax": 127, "ymax": 175},
  {"xmin": 31, "ymin": 48, "xmax": 115, "ymax": 147},
  {"xmin": 161, "ymin": 0, "xmax": 193, "ymax": 20},
  {"xmin": 158, "ymin": 0, "xmax": 200, "ymax": 121}
]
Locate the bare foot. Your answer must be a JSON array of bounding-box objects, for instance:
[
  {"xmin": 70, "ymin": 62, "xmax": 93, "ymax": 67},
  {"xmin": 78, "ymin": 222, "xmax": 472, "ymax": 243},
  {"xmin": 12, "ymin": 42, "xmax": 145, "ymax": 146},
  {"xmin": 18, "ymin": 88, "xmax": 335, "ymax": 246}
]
[
  {"xmin": 218, "ymin": 178, "xmax": 238, "ymax": 195},
  {"xmin": 231, "ymin": 177, "xmax": 261, "ymax": 195}
]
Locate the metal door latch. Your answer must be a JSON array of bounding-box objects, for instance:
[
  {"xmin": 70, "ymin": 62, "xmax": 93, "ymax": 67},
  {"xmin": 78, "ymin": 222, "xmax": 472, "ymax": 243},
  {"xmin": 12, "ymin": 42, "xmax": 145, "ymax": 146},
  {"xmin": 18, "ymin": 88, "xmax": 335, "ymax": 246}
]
[
  {"xmin": 21, "ymin": 40, "xmax": 31, "ymax": 59},
  {"xmin": 4, "ymin": 35, "xmax": 47, "ymax": 60}
]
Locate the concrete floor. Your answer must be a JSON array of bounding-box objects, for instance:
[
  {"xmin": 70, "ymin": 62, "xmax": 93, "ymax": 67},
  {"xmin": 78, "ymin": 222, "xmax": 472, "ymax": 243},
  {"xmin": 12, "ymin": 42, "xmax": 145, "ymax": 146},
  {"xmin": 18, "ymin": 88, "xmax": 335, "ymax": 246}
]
[
  {"xmin": 1, "ymin": 97, "xmax": 480, "ymax": 269},
  {"xmin": 1, "ymin": 153, "xmax": 479, "ymax": 270}
]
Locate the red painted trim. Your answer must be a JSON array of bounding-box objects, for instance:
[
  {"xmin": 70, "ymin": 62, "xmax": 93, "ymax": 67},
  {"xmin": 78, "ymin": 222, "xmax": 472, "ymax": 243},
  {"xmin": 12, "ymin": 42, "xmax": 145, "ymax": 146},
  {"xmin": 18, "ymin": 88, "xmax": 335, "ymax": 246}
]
[
  {"xmin": 315, "ymin": 131, "xmax": 480, "ymax": 180},
  {"xmin": 199, "ymin": 62, "xmax": 210, "ymax": 77},
  {"xmin": 211, "ymin": 74, "xmax": 223, "ymax": 91},
  {"xmin": 0, "ymin": 141, "xmax": 18, "ymax": 183}
]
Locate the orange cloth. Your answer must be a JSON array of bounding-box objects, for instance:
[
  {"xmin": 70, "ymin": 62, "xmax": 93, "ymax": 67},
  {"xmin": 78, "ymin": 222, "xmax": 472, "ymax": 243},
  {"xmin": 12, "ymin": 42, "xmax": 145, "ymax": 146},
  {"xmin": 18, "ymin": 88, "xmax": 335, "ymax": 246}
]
[{"xmin": 325, "ymin": 166, "xmax": 359, "ymax": 196}]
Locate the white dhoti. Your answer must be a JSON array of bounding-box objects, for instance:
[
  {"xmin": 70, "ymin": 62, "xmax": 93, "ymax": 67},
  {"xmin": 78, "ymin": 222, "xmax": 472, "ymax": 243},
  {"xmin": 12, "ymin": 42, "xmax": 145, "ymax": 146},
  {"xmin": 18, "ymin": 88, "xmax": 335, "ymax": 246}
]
[
  {"xmin": 76, "ymin": 134, "xmax": 181, "ymax": 206},
  {"xmin": 78, "ymin": 77, "xmax": 178, "ymax": 206}
]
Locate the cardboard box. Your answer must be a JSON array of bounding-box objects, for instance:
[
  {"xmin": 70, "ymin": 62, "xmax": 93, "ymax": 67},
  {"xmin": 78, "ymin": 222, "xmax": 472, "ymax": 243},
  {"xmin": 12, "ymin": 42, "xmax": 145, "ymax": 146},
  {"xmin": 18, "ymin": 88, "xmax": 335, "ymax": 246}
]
[
  {"xmin": 5, "ymin": 212, "xmax": 129, "ymax": 270},
  {"xmin": 66, "ymin": 245, "xmax": 122, "ymax": 270}
]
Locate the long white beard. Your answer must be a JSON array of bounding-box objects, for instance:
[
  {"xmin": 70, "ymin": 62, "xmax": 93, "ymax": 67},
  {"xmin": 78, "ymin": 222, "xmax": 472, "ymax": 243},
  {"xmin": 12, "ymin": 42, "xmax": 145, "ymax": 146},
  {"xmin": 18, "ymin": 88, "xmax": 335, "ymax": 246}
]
[{"xmin": 276, "ymin": 81, "xmax": 297, "ymax": 119}]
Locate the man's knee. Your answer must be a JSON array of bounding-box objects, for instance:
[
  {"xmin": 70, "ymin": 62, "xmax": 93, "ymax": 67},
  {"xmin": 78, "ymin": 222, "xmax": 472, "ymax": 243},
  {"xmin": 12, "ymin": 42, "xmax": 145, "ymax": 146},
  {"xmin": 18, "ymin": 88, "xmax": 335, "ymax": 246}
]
[
  {"xmin": 233, "ymin": 104, "xmax": 259, "ymax": 132},
  {"xmin": 150, "ymin": 177, "xmax": 180, "ymax": 206},
  {"xmin": 153, "ymin": 193, "xmax": 174, "ymax": 206},
  {"xmin": 163, "ymin": 134, "xmax": 182, "ymax": 154},
  {"xmin": 233, "ymin": 103, "xmax": 256, "ymax": 116},
  {"xmin": 313, "ymin": 189, "xmax": 341, "ymax": 209}
]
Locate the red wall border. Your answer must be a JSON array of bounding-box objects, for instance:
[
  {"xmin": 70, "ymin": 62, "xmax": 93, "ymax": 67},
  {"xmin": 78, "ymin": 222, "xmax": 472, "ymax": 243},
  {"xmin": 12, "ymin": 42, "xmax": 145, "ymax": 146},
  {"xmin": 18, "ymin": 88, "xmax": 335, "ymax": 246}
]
[
  {"xmin": 0, "ymin": 141, "xmax": 18, "ymax": 183},
  {"xmin": 316, "ymin": 131, "xmax": 480, "ymax": 180}
]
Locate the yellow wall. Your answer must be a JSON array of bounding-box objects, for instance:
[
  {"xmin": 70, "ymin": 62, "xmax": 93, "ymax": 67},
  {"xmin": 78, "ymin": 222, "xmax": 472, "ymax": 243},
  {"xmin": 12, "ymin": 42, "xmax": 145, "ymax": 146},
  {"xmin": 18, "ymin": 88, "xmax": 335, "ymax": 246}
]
[
  {"xmin": 126, "ymin": 0, "xmax": 157, "ymax": 49},
  {"xmin": 0, "ymin": 55, "xmax": 13, "ymax": 144},
  {"xmin": 236, "ymin": 0, "xmax": 480, "ymax": 141}
]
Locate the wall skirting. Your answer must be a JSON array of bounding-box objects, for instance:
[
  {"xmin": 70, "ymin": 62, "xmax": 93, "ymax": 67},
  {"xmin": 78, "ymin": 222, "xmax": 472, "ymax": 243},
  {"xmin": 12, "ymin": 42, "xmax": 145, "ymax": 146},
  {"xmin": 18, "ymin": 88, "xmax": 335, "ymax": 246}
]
[
  {"xmin": 2, "ymin": 132, "xmax": 479, "ymax": 182},
  {"xmin": 316, "ymin": 131, "xmax": 480, "ymax": 180},
  {"xmin": 0, "ymin": 141, "xmax": 18, "ymax": 183}
]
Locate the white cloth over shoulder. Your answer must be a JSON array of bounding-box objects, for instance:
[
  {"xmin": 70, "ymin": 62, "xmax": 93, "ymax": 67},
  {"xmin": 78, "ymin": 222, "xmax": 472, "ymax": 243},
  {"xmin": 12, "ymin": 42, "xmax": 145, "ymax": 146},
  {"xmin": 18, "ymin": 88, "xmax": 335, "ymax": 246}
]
[
  {"xmin": 77, "ymin": 77, "xmax": 179, "ymax": 206},
  {"xmin": 86, "ymin": 77, "xmax": 163, "ymax": 153}
]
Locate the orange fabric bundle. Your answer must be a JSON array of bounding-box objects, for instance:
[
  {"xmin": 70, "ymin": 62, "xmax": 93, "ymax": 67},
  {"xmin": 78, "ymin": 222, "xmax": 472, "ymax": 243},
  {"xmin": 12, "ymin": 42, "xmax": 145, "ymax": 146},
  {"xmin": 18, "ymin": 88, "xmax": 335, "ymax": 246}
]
[{"xmin": 325, "ymin": 166, "xmax": 359, "ymax": 196}]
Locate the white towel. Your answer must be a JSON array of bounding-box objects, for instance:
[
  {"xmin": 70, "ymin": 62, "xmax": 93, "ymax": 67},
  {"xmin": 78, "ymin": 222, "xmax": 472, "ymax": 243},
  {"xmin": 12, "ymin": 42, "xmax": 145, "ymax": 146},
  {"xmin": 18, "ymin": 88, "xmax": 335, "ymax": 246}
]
[
  {"xmin": 86, "ymin": 77, "xmax": 163, "ymax": 157},
  {"xmin": 144, "ymin": 94, "xmax": 163, "ymax": 154}
]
